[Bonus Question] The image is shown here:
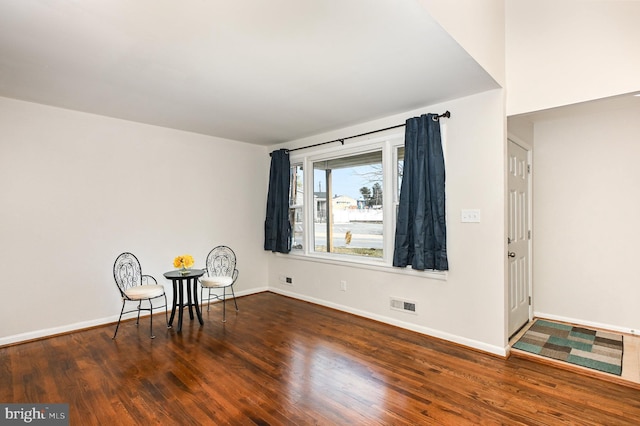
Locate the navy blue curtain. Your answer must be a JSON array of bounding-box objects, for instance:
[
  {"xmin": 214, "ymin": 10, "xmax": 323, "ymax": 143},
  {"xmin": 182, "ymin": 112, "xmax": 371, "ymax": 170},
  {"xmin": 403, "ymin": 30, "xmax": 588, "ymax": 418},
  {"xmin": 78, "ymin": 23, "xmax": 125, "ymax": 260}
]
[
  {"xmin": 264, "ymin": 149, "xmax": 291, "ymax": 253},
  {"xmin": 393, "ymin": 114, "xmax": 448, "ymax": 271}
]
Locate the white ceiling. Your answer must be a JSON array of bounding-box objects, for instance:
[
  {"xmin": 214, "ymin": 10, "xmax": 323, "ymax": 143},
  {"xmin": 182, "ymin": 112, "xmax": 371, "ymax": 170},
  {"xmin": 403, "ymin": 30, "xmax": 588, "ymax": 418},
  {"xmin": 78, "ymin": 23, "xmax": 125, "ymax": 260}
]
[{"xmin": 0, "ymin": 0, "xmax": 498, "ymax": 146}]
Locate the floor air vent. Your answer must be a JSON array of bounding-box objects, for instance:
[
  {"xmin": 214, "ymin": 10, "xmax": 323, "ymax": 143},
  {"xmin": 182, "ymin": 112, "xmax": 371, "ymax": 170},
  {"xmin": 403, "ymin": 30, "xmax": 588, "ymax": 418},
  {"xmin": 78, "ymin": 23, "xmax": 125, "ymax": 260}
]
[{"xmin": 390, "ymin": 297, "xmax": 417, "ymax": 314}]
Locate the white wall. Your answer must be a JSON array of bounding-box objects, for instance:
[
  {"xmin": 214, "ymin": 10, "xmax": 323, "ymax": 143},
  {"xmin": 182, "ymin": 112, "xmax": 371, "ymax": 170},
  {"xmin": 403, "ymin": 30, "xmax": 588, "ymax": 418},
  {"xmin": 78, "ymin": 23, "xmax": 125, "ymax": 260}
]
[
  {"xmin": 420, "ymin": 0, "xmax": 505, "ymax": 87},
  {"xmin": 268, "ymin": 90, "xmax": 509, "ymax": 355},
  {"xmin": 506, "ymin": 0, "xmax": 640, "ymax": 115},
  {"xmin": 0, "ymin": 97, "xmax": 270, "ymax": 344},
  {"xmin": 532, "ymin": 103, "xmax": 640, "ymax": 333}
]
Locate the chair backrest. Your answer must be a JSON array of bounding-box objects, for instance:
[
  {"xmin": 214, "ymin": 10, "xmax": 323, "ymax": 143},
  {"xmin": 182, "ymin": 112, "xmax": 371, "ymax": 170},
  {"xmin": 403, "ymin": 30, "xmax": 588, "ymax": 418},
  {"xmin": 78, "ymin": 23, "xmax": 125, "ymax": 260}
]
[
  {"xmin": 205, "ymin": 246, "xmax": 237, "ymax": 278},
  {"xmin": 113, "ymin": 252, "xmax": 143, "ymax": 297}
]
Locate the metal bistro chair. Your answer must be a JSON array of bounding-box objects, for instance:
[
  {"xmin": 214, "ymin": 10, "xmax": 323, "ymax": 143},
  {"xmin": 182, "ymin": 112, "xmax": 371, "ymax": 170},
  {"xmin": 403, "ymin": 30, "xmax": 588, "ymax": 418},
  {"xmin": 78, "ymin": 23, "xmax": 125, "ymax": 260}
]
[
  {"xmin": 199, "ymin": 246, "xmax": 239, "ymax": 322},
  {"xmin": 112, "ymin": 252, "xmax": 169, "ymax": 339}
]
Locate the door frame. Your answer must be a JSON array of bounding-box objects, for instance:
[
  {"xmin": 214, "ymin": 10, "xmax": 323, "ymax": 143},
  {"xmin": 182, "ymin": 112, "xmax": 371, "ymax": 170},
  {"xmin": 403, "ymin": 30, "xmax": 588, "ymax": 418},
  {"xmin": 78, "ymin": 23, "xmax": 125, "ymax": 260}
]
[{"xmin": 507, "ymin": 134, "xmax": 533, "ymax": 339}]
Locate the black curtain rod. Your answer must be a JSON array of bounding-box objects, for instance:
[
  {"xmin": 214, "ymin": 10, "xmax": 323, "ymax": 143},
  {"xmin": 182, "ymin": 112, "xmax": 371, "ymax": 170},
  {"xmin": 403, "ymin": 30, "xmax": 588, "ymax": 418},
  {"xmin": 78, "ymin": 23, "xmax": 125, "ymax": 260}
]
[{"xmin": 270, "ymin": 111, "xmax": 450, "ymax": 156}]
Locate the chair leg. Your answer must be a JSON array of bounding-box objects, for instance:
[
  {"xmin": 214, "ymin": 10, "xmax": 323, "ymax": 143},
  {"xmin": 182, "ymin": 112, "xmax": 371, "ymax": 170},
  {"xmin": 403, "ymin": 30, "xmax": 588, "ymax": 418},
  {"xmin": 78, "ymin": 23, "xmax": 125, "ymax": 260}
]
[
  {"xmin": 230, "ymin": 285, "xmax": 239, "ymax": 312},
  {"xmin": 136, "ymin": 301, "xmax": 142, "ymax": 326},
  {"xmin": 149, "ymin": 301, "xmax": 156, "ymax": 339},
  {"xmin": 207, "ymin": 288, "xmax": 212, "ymax": 312},
  {"xmin": 222, "ymin": 287, "xmax": 226, "ymax": 323},
  {"xmin": 164, "ymin": 294, "xmax": 171, "ymax": 329},
  {"xmin": 113, "ymin": 302, "xmax": 126, "ymax": 339}
]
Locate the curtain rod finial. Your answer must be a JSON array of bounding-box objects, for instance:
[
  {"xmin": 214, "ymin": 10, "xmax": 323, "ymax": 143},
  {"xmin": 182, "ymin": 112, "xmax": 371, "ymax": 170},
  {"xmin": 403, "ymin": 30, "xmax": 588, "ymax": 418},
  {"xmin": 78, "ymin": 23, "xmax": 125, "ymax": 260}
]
[{"xmin": 433, "ymin": 111, "xmax": 451, "ymax": 121}]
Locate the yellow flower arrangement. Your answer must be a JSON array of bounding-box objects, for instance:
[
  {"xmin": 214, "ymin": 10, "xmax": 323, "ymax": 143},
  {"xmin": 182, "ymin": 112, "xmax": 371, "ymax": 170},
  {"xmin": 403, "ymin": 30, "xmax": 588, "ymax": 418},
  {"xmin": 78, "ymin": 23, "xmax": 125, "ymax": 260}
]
[{"xmin": 173, "ymin": 254, "xmax": 195, "ymax": 269}]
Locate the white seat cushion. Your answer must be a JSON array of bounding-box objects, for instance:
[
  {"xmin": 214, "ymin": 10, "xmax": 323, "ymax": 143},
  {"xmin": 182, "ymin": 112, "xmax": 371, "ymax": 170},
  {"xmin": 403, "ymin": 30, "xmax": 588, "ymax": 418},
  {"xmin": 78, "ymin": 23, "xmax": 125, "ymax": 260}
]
[
  {"xmin": 199, "ymin": 276, "xmax": 233, "ymax": 288},
  {"xmin": 124, "ymin": 284, "xmax": 165, "ymax": 300}
]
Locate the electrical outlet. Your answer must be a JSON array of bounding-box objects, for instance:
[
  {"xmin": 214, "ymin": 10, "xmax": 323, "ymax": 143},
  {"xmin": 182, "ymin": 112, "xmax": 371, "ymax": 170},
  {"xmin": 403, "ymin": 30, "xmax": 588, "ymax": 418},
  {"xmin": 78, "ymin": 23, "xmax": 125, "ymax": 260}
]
[
  {"xmin": 285, "ymin": 276, "xmax": 293, "ymax": 285},
  {"xmin": 340, "ymin": 280, "xmax": 347, "ymax": 291}
]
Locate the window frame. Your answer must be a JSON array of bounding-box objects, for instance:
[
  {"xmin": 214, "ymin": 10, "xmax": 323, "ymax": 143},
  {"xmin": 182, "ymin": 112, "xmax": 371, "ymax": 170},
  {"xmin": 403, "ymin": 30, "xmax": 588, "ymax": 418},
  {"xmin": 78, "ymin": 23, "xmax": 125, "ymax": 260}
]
[{"xmin": 285, "ymin": 131, "xmax": 447, "ymax": 280}]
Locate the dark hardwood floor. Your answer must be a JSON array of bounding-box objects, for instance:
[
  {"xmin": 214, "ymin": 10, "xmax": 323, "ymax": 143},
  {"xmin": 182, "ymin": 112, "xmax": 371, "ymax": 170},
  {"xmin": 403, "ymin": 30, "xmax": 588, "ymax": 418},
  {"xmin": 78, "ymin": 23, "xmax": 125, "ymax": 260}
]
[{"xmin": 2, "ymin": 292, "xmax": 640, "ymax": 425}]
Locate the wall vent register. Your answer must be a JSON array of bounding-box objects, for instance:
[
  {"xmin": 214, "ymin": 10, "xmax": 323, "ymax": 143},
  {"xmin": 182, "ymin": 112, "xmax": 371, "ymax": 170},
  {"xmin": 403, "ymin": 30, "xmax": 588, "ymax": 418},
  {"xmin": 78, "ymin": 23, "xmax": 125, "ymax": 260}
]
[{"xmin": 390, "ymin": 297, "xmax": 417, "ymax": 314}]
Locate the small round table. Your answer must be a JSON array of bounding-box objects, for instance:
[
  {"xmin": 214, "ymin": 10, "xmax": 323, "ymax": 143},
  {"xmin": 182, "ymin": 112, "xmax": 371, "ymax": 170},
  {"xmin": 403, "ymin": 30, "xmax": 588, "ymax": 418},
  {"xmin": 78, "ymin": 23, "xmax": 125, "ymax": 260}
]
[{"xmin": 163, "ymin": 269, "xmax": 206, "ymax": 332}]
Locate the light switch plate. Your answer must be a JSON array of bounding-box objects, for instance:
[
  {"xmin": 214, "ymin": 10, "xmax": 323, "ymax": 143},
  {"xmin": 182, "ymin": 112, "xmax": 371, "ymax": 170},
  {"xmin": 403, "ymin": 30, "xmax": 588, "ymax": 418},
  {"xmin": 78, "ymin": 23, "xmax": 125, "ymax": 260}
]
[{"xmin": 461, "ymin": 209, "xmax": 481, "ymax": 223}]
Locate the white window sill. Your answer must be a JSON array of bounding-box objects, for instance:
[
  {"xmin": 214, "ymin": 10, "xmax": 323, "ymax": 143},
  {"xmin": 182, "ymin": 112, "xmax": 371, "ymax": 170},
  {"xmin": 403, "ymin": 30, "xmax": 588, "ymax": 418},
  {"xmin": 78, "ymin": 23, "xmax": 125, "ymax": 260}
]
[{"xmin": 277, "ymin": 251, "xmax": 448, "ymax": 281}]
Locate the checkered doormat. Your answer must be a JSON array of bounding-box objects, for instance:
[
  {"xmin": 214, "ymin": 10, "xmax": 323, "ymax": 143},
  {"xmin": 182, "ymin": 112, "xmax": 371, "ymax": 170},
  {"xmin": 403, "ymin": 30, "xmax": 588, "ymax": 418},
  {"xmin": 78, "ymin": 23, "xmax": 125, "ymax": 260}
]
[{"xmin": 512, "ymin": 319, "xmax": 623, "ymax": 375}]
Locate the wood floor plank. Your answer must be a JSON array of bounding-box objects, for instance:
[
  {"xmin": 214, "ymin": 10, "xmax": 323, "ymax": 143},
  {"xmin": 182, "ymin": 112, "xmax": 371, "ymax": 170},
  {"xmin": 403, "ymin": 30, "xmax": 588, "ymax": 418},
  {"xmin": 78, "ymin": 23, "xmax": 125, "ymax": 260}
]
[{"xmin": 1, "ymin": 292, "xmax": 640, "ymax": 425}]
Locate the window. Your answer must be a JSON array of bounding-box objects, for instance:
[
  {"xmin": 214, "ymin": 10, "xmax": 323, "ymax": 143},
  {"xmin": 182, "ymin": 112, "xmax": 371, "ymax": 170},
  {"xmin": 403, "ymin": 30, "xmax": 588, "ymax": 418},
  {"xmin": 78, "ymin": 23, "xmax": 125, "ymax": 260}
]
[
  {"xmin": 313, "ymin": 150, "xmax": 384, "ymax": 258},
  {"xmin": 287, "ymin": 135, "xmax": 403, "ymax": 264},
  {"xmin": 285, "ymin": 127, "xmax": 446, "ymax": 277},
  {"xmin": 289, "ymin": 164, "xmax": 304, "ymax": 250}
]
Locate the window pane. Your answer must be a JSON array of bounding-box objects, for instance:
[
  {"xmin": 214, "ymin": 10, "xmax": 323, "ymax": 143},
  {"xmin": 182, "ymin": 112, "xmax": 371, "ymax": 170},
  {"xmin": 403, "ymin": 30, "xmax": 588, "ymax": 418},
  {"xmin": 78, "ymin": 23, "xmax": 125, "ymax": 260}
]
[
  {"xmin": 313, "ymin": 151, "xmax": 383, "ymax": 258},
  {"xmin": 397, "ymin": 146, "xmax": 404, "ymax": 199},
  {"xmin": 289, "ymin": 164, "xmax": 304, "ymax": 250}
]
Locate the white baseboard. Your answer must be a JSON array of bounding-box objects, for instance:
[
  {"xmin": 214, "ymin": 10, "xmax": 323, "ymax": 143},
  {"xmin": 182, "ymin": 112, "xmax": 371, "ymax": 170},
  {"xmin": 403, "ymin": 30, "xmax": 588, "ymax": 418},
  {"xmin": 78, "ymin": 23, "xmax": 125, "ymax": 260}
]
[
  {"xmin": 0, "ymin": 316, "xmax": 118, "ymax": 347},
  {"xmin": 2, "ymin": 285, "xmax": 509, "ymax": 356},
  {"xmin": 270, "ymin": 288, "xmax": 507, "ymax": 357},
  {"xmin": 533, "ymin": 311, "xmax": 638, "ymax": 336},
  {"xmin": 0, "ymin": 287, "xmax": 268, "ymax": 347}
]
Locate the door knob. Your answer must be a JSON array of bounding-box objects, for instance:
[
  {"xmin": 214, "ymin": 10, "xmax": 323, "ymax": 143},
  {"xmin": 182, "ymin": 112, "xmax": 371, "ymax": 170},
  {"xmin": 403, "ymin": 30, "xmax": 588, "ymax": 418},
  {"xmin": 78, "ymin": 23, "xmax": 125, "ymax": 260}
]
[{"xmin": 508, "ymin": 252, "xmax": 516, "ymax": 258}]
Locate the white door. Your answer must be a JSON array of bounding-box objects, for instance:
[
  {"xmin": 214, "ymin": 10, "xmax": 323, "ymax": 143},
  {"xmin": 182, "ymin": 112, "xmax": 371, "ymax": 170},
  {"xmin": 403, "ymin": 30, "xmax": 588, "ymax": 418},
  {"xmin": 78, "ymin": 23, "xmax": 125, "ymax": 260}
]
[{"xmin": 508, "ymin": 140, "xmax": 531, "ymax": 337}]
